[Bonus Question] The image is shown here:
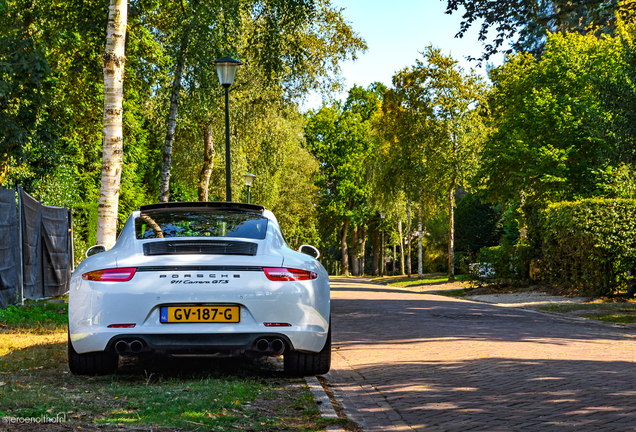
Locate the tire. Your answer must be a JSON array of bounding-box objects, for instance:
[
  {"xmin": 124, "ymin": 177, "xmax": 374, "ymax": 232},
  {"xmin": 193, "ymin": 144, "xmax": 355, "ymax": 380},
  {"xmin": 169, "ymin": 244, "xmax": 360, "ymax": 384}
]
[
  {"xmin": 284, "ymin": 323, "xmax": 331, "ymax": 376},
  {"xmin": 68, "ymin": 332, "xmax": 118, "ymax": 375}
]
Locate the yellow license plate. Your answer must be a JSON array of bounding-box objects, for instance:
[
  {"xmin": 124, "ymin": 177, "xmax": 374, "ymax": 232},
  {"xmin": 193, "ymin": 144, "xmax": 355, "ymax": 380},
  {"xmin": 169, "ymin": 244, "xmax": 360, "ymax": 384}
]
[{"xmin": 160, "ymin": 306, "xmax": 239, "ymax": 323}]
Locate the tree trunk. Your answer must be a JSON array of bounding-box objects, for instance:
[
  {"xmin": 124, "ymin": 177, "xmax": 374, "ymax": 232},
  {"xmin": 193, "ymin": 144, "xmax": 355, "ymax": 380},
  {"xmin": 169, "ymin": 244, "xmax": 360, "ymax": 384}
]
[
  {"xmin": 418, "ymin": 196, "xmax": 423, "ymax": 279},
  {"xmin": 96, "ymin": 0, "xmax": 127, "ymax": 250},
  {"xmin": 341, "ymin": 218, "xmax": 350, "ymax": 276},
  {"xmin": 158, "ymin": 38, "xmax": 188, "ymax": 203},
  {"xmin": 448, "ymin": 179, "xmax": 457, "ymax": 282},
  {"xmin": 360, "ymin": 225, "xmax": 367, "ymax": 276},
  {"xmin": 351, "ymin": 225, "xmax": 359, "ymax": 276},
  {"xmin": 372, "ymin": 226, "xmax": 380, "ymax": 276},
  {"xmin": 398, "ymin": 219, "xmax": 405, "ymax": 275},
  {"xmin": 198, "ymin": 123, "xmax": 215, "ymax": 201},
  {"xmin": 392, "ymin": 244, "xmax": 396, "ymax": 276},
  {"xmin": 406, "ymin": 198, "xmax": 411, "ymax": 277}
]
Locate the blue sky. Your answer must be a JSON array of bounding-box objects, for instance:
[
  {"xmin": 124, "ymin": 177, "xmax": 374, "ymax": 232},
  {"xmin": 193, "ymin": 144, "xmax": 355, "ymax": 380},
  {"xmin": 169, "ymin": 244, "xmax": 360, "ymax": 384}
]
[{"xmin": 303, "ymin": 0, "xmax": 506, "ymax": 110}]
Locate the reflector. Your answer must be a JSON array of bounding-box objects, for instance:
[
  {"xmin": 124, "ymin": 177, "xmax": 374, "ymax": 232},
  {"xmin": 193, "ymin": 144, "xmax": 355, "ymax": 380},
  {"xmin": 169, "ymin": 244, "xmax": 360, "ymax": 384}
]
[
  {"xmin": 107, "ymin": 324, "xmax": 136, "ymax": 328},
  {"xmin": 263, "ymin": 268, "xmax": 317, "ymax": 281},
  {"xmin": 82, "ymin": 267, "xmax": 137, "ymax": 282},
  {"xmin": 263, "ymin": 322, "xmax": 292, "ymax": 327}
]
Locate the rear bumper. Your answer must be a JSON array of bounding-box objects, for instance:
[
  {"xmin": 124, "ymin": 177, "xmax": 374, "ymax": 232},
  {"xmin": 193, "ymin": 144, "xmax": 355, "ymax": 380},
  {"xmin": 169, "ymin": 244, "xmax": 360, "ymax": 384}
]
[
  {"xmin": 70, "ymin": 323, "xmax": 328, "ymax": 355},
  {"xmin": 103, "ymin": 332, "xmax": 296, "ymax": 356}
]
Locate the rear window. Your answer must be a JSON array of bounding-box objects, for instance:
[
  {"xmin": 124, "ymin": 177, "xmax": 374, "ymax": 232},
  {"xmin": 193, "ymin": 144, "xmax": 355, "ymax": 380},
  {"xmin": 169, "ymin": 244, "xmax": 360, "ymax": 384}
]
[{"xmin": 135, "ymin": 211, "xmax": 268, "ymax": 240}]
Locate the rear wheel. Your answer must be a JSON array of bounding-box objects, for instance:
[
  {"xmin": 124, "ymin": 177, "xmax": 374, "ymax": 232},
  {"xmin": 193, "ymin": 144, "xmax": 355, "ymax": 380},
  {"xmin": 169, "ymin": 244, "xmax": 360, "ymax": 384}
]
[
  {"xmin": 284, "ymin": 323, "xmax": 331, "ymax": 376},
  {"xmin": 68, "ymin": 331, "xmax": 118, "ymax": 375}
]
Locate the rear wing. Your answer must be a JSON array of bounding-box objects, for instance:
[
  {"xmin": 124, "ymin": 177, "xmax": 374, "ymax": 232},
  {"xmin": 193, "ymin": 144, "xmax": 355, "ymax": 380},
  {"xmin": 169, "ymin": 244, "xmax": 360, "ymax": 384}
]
[{"xmin": 140, "ymin": 202, "xmax": 265, "ymax": 215}]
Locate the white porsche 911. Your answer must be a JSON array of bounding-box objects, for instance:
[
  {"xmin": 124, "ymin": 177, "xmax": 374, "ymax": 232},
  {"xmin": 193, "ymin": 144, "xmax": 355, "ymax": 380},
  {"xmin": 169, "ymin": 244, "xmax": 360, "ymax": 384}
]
[{"xmin": 68, "ymin": 202, "xmax": 330, "ymax": 376}]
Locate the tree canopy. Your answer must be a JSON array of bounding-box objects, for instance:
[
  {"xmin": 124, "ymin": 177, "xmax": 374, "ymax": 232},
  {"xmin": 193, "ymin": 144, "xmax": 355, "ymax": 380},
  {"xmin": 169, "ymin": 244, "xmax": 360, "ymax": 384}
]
[
  {"xmin": 304, "ymin": 83, "xmax": 385, "ymax": 274},
  {"xmin": 0, "ymin": 0, "xmax": 366, "ymax": 259},
  {"xmin": 478, "ymin": 25, "xmax": 636, "ymax": 205},
  {"xmin": 445, "ymin": 0, "xmax": 636, "ymax": 62}
]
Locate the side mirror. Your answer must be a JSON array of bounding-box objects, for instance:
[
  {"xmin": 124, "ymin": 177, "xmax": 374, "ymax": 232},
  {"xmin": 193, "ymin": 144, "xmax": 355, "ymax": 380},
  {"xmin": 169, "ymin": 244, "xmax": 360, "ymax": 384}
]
[
  {"xmin": 299, "ymin": 244, "xmax": 320, "ymax": 259},
  {"xmin": 86, "ymin": 245, "xmax": 106, "ymax": 258}
]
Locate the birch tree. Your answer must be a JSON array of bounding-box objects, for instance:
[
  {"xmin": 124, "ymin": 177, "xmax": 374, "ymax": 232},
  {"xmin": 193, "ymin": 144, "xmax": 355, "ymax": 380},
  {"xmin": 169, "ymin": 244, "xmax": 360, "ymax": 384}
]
[
  {"xmin": 417, "ymin": 47, "xmax": 488, "ymax": 281},
  {"xmin": 158, "ymin": 0, "xmax": 209, "ymax": 203},
  {"xmin": 380, "ymin": 46, "xmax": 487, "ymax": 280},
  {"xmin": 96, "ymin": 0, "xmax": 128, "ymax": 249}
]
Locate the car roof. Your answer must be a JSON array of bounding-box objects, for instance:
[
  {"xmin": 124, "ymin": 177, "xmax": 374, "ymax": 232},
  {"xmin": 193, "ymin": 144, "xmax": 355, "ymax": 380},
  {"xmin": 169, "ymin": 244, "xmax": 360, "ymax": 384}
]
[{"xmin": 139, "ymin": 202, "xmax": 265, "ymax": 215}]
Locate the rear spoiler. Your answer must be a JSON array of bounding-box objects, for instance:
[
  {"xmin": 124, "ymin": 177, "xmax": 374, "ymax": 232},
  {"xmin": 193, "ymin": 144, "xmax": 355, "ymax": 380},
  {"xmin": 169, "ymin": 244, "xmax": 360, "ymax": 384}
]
[{"xmin": 140, "ymin": 201, "xmax": 265, "ymax": 215}]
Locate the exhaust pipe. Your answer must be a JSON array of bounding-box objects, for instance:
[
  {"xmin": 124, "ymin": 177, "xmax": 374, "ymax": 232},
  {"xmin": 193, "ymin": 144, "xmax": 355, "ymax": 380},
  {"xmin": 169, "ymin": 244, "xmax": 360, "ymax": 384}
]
[
  {"xmin": 115, "ymin": 340, "xmax": 144, "ymax": 355},
  {"xmin": 129, "ymin": 340, "xmax": 143, "ymax": 354},
  {"xmin": 256, "ymin": 338, "xmax": 270, "ymax": 352},
  {"xmin": 115, "ymin": 340, "xmax": 129, "ymax": 355},
  {"xmin": 254, "ymin": 338, "xmax": 285, "ymax": 355},
  {"xmin": 270, "ymin": 339, "xmax": 285, "ymax": 355}
]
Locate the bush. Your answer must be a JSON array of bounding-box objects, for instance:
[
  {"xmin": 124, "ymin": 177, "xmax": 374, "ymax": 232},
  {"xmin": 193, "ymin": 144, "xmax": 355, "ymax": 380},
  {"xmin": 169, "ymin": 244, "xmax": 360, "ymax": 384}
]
[
  {"xmin": 541, "ymin": 199, "xmax": 636, "ymax": 296},
  {"xmin": 455, "ymin": 193, "xmax": 502, "ymax": 254},
  {"xmin": 478, "ymin": 243, "xmax": 532, "ymax": 280}
]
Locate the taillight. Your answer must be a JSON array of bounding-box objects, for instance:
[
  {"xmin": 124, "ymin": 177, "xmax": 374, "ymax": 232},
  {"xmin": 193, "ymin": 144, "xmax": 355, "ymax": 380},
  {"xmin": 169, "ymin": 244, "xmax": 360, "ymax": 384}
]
[
  {"xmin": 263, "ymin": 268, "xmax": 318, "ymax": 281},
  {"xmin": 82, "ymin": 268, "xmax": 137, "ymax": 282}
]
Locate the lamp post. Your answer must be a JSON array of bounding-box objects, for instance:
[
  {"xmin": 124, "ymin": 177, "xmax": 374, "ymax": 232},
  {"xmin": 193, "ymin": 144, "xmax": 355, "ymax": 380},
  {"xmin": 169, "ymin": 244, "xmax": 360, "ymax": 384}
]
[
  {"xmin": 243, "ymin": 173, "xmax": 256, "ymax": 204},
  {"xmin": 379, "ymin": 210, "xmax": 386, "ymax": 276},
  {"xmin": 212, "ymin": 56, "xmax": 243, "ymax": 202}
]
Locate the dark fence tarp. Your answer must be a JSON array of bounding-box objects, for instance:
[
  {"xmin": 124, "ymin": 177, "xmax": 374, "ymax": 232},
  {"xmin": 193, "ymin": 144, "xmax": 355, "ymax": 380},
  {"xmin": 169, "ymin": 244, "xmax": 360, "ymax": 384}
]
[
  {"xmin": 42, "ymin": 204, "xmax": 72, "ymax": 297},
  {"xmin": 0, "ymin": 187, "xmax": 20, "ymax": 307},
  {"xmin": 21, "ymin": 189, "xmax": 42, "ymax": 300},
  {"xmin": 20, "ymin": 189, "xmax": 71, "ymax": 299}
]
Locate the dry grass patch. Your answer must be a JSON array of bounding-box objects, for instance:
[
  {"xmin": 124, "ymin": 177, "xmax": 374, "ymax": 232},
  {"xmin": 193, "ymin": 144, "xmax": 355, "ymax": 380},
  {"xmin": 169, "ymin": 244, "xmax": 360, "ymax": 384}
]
[{"xmin": 537, "ymin": 299, "xmax": 636, "ymax": 323}]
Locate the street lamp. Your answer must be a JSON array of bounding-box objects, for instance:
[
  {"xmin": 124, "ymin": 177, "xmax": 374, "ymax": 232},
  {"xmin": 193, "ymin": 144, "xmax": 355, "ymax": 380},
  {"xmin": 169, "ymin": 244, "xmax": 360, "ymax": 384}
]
[
  {"xmin": 212, "ymin": 56, "xmax": 243, "ymax": 202},
  {"xmin": 379, "ymin": 210, "xmax": 386, "ymax": 276},
  {"xmin": 243, "ymin": 173, "xmax": 256, "ymax": 204}
]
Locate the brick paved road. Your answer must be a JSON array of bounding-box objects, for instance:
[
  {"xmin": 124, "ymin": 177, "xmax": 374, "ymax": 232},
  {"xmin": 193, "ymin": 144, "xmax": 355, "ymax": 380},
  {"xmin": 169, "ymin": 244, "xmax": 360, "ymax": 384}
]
[{"xmin": 323, "ymin": 277, "xmax": 636, "ymax": 431}]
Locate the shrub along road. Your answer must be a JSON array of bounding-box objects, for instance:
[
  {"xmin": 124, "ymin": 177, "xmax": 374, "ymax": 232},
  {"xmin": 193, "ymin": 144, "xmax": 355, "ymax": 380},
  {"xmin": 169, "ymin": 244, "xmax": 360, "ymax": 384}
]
[{"xmin": 324, "ymin": 277, "xmax": 636, "ymax": 431}]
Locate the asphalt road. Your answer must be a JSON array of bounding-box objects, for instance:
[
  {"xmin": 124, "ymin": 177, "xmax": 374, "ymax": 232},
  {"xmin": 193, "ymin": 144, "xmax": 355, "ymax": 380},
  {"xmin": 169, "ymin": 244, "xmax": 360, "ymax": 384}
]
[{"xmin": 324, "ymin": 277, "xmax": 636, "ymax": 431}]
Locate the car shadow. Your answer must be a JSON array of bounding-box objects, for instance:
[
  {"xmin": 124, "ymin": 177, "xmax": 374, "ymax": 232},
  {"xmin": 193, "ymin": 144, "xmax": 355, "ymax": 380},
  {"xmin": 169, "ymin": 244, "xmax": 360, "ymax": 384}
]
[{"xmin": 116, "ymin": 354, "xmax": 288, "ymax": 379}]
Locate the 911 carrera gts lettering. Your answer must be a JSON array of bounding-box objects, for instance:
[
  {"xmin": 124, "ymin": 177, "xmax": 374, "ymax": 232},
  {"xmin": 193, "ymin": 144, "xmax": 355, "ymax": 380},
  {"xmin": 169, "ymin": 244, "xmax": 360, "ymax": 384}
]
[{"xmin": 170, "ymin": 279, "xmax": 229, "ymax": 284}]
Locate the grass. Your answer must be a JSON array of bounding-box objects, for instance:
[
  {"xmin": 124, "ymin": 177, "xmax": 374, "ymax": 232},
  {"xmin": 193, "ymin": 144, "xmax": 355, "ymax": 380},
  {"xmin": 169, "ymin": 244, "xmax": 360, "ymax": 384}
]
[
  {"xmin": 537, "ymin": 300, "xmax": 636, "ymax": 324},
  {"xmin": 0, "ymin": 301, "xmax": 68, "ymax": 329},
  {"xmin": 371, "ymin": 273, "xmax": 468, "ymax": 288},
  {"xmin": 0, "ymin": 303, "xmax": 351, "ymax": 431},
  {"xmin": 434, "ymin": 289, "xmax": 468, "ymax": 298}
]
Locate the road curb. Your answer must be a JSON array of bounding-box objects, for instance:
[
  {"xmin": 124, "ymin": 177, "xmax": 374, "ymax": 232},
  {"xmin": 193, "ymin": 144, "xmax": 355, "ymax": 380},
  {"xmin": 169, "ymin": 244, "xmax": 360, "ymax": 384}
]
[{"xmin": 305, "ymin": 375, "xmax": 345, "ymax": 431}]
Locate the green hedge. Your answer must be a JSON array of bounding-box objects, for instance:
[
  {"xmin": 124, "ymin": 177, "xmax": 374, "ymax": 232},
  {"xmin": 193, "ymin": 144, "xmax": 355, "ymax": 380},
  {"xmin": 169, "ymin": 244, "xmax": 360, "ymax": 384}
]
[
  {"xmin": 541, "ymin": 199, "xmax": 636, "ymax": 295},
  {"xmin": 478, "ymin": 244, "xmax": 532, "ymax": 280}
]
